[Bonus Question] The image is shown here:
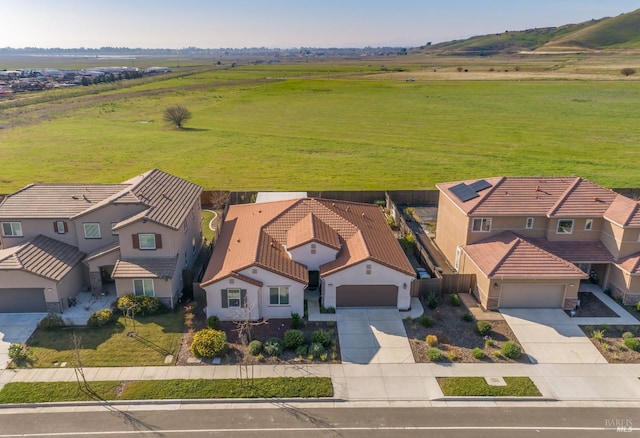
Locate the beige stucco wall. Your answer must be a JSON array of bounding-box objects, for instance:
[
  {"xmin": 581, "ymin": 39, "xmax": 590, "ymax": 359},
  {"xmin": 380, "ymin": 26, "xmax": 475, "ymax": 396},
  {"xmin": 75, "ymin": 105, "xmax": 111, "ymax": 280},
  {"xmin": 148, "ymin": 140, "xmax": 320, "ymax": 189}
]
[
  {"xmin": 114, "ymin": 276, "xmax": 176, "ymax": 307},
  {"xmin": 74, "ymin": 204, "xmax": 145, "ymax": 253},
  {"xmin": 545, "ymin": 217, "xmax": 602, "ymax": 242},
  {"xmin": 435, "ymin": 193, "xmax": 471, "ymax": 267},
  {"xmin": 0, "ymin": 218, "xmax": 80, "ymax": 249}
]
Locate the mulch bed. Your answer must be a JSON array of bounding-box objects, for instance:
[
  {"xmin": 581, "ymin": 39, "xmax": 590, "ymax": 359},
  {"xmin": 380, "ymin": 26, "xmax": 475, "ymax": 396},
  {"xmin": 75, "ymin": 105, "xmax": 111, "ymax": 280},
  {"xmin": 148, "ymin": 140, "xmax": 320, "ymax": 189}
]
[
  {"xmin": 176, "ymin": 302, "xmax": 340, "ymax": 366},
  {"xmin": 404, "ymin": 294, "xmax": 530, "ymax": 363},
  {"xmin": 580, "ymin": 324, "xmax": 640, "ymax": 363},
  {"xmin": 565, "ymin": 291, "xmax": 618, "ymax": 318}
]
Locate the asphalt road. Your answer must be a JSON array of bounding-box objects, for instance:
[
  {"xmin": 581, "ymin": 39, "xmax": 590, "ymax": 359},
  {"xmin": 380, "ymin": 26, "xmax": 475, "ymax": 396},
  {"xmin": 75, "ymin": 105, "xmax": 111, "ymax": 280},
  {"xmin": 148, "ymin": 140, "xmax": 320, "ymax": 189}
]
[{"xmin": 0, "ymin": 405, "xmax": 637, "ymax": 437}]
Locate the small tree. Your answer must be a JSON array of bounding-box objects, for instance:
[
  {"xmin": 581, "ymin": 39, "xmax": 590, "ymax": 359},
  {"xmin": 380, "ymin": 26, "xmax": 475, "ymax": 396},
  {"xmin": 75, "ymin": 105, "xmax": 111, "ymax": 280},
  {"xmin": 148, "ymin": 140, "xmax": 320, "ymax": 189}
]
[
  {"xmin": 621, "ymin": 68, "xmax": 636, "ymax": 77},
  {"xmin": 163, "ymin": 104, "xmax": 192, "ymax": 129}
]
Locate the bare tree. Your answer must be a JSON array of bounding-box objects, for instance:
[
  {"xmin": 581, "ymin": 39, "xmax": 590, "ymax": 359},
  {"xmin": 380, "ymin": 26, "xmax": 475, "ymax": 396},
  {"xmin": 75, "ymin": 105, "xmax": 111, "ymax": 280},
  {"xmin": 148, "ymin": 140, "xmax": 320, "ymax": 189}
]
[
  {"xmin": 621, "ymin": 68, "xmax": 637, "ymax": 77},
  {"xmin": 232, "ymin": 305, "xmax": 268, "ymax": 383},
  {"xmin": 163, "ymin": 104, "xmax": 192, "ymax": 129}
]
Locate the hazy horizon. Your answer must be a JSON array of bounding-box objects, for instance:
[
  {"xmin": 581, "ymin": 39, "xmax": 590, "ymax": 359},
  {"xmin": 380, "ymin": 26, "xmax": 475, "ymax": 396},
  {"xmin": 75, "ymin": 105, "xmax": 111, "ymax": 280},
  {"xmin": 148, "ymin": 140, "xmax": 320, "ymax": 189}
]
[{"xmin": 2, "ymin": 1, "xmax": 638, "ymax": 50}]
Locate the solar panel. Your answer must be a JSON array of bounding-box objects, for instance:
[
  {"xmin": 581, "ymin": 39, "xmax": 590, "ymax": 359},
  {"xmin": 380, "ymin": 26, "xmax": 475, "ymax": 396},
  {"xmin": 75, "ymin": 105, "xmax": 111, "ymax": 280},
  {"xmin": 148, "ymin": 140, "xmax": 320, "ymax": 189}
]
[
  {"xmin": 450, "ymin": 183, "xmax": 479, "ymax": 202},
  {"xmin": 469, "ymin": 179, "xmax": 492, "ymax": 192}
]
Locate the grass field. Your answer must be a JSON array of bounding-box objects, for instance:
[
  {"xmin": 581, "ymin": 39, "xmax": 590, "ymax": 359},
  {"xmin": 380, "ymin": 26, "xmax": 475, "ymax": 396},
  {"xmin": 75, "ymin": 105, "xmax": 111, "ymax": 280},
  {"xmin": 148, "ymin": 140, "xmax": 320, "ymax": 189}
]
[{"xmin": 2, "ymin": 58, "xmax": 640, "ymax": 192}]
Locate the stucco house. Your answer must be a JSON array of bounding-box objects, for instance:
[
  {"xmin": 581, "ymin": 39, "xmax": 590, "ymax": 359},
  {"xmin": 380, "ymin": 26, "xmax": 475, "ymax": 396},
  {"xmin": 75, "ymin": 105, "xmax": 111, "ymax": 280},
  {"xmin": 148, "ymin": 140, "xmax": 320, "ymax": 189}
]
[
  {"xmin": 435, "ymin": 176, "xmax": 640, "ymax": 310},
  {"xmin": 0, "ymin": 169, "xmax": 202, "ymax": 312},
  {"xmin": 200, "ymin": 198, "xmax": 415, "ymax": 321}
]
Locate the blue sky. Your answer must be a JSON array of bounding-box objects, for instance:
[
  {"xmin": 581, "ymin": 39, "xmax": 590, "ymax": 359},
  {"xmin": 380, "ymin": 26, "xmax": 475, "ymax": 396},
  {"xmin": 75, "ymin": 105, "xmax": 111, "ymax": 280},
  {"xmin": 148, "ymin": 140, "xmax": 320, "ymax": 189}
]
[{"xmin": 2, "ymin": 1, "xmax": 638, "ymax": 49}]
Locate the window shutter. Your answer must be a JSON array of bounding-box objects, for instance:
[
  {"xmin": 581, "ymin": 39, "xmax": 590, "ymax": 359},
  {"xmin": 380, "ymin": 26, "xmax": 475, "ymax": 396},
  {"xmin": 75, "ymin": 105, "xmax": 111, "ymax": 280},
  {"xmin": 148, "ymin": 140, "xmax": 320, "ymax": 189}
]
[
  {"xmin": 221, "ymin": 289, "xmax": 228, "ymax": 308},
  {"xmin": 53, "ymin": 221, "xmax": 57, "ymax": 233},
  {"xmin": 155, "ymin": 234, "xmax": 162, "ymax": 249},
  {"xmin": 132, "ymin": 234, "xmax": 139, "ymax": 249},
  {"xmin": 241, "ymin": 289, "xmax": 247, "ymax": 307},
  {"xmin": 63, "ymin": 222, "xmax": 68, "ymax": 232}
]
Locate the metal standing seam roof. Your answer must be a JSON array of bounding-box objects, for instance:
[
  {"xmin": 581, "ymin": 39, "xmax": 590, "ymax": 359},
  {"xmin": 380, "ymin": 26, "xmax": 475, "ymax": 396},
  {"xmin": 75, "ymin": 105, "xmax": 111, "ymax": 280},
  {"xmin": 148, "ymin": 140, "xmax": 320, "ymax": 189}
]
[
  {"xmin": 200, "ymin": 198, "xmax": 415, "ymax": 287},
  {"xmin": 111, "ymin": 257, "xmax": 178, "ymax": 279},
  {"xmin": 0, "ymin": 234, "xmax": 85, "ymax": 281},
  {"xmin": 438, "ymin": 176, "xmax": 619, "ymax": 217},
  {"xmin": 463, "ymin": 231, "xmax": 588, "ymax": 279}
]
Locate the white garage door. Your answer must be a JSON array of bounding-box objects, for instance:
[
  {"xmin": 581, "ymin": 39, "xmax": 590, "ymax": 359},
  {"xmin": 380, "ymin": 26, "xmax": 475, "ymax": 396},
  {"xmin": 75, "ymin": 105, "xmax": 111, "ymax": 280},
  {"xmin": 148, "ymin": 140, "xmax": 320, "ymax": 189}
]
[{"xmin": 499, "ymin": 283, "xmax": 565, "ymax": 308}]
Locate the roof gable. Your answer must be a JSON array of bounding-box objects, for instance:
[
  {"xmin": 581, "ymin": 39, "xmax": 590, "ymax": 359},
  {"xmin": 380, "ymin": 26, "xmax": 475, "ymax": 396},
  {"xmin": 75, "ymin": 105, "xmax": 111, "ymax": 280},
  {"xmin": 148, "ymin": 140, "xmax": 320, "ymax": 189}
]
[
  {"xmin": 286, "ymin": 213, "xmax": 341, "ymax": 250},
  {"xmin": 604, "ymin": 194, "xmax": 640, "ymax": 227}
]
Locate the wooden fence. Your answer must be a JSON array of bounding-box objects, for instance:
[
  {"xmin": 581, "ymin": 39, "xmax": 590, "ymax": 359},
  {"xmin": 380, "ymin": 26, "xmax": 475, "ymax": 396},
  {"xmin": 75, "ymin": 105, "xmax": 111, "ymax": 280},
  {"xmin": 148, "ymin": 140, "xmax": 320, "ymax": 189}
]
[{"xmin": 411, "ymin": 274, "xmax": 476, "ymax": 298}]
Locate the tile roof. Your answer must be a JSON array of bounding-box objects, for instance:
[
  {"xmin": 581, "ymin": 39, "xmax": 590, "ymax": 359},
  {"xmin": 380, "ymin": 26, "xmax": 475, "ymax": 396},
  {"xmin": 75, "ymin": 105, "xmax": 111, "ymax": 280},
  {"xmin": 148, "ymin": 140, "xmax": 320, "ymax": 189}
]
[
  {"xmin": 463, "ymin": 231, "xmax": 587, "ymax": 279},
  {"xmin": 616, "ymin": 253, "xmax": 640, "ymax": 275},
  {"xmin": 111, "ymin": 257, "xmax": 177, "ymax": 279},
  {"xmin": 527, "ymin": 238, "xmax": 614, "ymax": 264},
  {"xmin": 0, "ymin": 169, "xmax": 202, "ymax": 231},
  {"xmin": 0, "ymin": 184, "xmax": 128, "ymax": 219},
  {"xmin": 83, "ymin": 241, "xmax": 120, "ymax": 263},
  {"xmin": 0, "ymin": 234, "xmax": 85, "ymax": 281},
  {"xmin": 201, "ymin": 198, "xmax": 414, "ymax": 287},
  {"xmin": 437, "ymin": 176, "xmax": 617, "ymax": 217},
  {"xmin": 604, "ymin": 194, "xmax": 640, "ymax": 227}
]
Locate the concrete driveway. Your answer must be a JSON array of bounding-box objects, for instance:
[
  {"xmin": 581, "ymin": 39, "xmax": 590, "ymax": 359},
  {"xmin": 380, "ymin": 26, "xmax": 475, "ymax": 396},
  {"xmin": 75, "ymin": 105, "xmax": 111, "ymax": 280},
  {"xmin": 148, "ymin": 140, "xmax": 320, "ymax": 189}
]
[
  {"xmin": 0, "ymin": 313, "xmax": 45, "ymax": 369},
  {"xmin": 337, "ymin": 308, "xmax": 414, "ymax": 364}
]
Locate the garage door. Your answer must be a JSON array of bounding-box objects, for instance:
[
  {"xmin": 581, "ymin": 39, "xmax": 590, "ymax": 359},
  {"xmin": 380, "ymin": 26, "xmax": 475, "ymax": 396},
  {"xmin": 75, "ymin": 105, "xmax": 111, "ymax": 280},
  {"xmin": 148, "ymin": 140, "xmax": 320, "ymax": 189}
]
[
  {"xmin": 0, "ymin": 288, "xmax": 47, "ymax": 313},
  {"xmin": 499, "ymin": 283, "xmax": 565, "ymax": 308},
  {"xmin": 336, "ymin": 285, "xmax": 397, "ymax": 307}
]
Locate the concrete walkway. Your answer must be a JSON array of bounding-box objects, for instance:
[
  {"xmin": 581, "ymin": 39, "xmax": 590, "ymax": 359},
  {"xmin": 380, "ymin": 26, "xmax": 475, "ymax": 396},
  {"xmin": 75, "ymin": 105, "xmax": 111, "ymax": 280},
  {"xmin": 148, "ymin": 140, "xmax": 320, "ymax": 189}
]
[{"xmin": 0, "ymin": 313, "xmax": 46, "ymax": 370}]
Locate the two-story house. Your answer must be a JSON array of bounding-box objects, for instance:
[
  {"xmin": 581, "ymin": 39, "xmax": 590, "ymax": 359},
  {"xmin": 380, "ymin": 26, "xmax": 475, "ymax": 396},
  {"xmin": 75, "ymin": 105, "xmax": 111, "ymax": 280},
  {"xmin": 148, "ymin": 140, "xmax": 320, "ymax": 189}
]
[
  {"xmin": 0, "ymin": 169, "xmax": 202, "ymax": 313},
  {"xmin": 435, "ymin": 177, "xmax": 640, "ymax": 310},
  {"xmin": 200, "ymin": 198, "xmax": 415, "ymax": 321}
]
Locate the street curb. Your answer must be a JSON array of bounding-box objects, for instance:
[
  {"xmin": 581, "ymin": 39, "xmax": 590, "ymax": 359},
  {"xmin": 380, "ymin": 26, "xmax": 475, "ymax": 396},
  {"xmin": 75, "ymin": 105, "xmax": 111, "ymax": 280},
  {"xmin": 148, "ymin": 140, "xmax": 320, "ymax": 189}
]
[{"xmin": 433, "ymin": 396, "xmax": 557, "ymax": 402}]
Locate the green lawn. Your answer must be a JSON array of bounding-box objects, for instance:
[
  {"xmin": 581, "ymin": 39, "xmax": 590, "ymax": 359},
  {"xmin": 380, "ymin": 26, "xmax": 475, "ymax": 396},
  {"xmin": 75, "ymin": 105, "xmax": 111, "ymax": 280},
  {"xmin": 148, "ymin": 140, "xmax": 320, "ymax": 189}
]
[
  {"xmin": 438, "ymin": 377, "xmax": 542, "ymax": 397},
  {"xmin": 23, "ymin": 313, "xmax": 184, "ymax": 368},
  {"xmin": 0, "ymin": 378, "xmax": 333, "ymax": 404},
  {"xmin": 2, "ymin": 65, "xmax": 640, "ymax": 192},
  {"xmin": 201, "ymin": 209, "xmax": 217, "ymax": 242}
]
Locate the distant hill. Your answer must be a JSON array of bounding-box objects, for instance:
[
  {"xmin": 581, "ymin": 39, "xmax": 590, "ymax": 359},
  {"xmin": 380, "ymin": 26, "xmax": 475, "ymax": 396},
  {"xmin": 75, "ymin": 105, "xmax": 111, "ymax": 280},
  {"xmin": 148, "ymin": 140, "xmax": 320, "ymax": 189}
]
[{"xmin": 415, "ymin": 8, "xmax": 640, "ymax": 55}]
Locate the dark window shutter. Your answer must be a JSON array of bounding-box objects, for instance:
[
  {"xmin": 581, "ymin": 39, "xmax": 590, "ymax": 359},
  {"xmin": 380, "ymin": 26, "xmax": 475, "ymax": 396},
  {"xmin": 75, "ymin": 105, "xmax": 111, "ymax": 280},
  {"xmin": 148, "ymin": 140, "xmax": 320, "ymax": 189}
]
[
  {"xmin": 241, "ymin": 289, "xmax": 247, "ymax": 307},
  {"xmin": 155, "ymin": 234, "xmax": 162, "ymax": 249},
  {"xmin": 63, "ymin": 222, "xmax": 68, "ymax": 232},
  {"xmin": 132, "ymin": 234, "xmax": 139, "ymax": 249},
  {"xmin": 221, "ymin": 289, "xmax": 228, "ymax": 308},
  {"xmin": 53, "ymin": 221, "xmax": 58, "ymax": 233}
]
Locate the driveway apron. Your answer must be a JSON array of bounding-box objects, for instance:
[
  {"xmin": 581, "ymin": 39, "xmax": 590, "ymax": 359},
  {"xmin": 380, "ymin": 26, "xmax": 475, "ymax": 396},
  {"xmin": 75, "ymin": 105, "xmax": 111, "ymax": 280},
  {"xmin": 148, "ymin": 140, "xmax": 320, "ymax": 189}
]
[
  {"xmin": 500, "ymin": 308, "xmax": 607, "ymax": 364},
  {"xmin": 337, "ymin": 308, "xmax": 414, "ymax": 364}
]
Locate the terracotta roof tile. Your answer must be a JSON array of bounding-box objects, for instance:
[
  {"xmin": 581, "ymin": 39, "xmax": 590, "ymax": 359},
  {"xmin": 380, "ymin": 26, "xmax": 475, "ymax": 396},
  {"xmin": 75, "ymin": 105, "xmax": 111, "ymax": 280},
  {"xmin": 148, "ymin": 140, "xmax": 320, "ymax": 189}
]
[
  {"xmin": 528, "ymin": 238, "xmax": 614, "ymax": 264},
  {"xmin": 0, "ymin": 235, "xmax": 85, "ymax": 281},
  {"xmin": 617, "ymin": 253, "xmax": 640, "ymax": 275},
  {"xmin": 438, "ymin": 176, "xmax": 617, "ymax": 217},
  {"xmin": 201, "ymin": 198, "xmax": 414, "ymax": 287},
  {"xmin": 463, "ymin": 231, "xmax": 587, "ymax": 279},
  {"xmin": 111, "ymin": 257, "xmax": 177, "ymax": 279},
  {"xmin": 286, "ymin": 213, "xmax": 341, "ymax": 250},
  {"xmin": 604, "ymin": 194, "xmax": 640, "ymax": 227}
]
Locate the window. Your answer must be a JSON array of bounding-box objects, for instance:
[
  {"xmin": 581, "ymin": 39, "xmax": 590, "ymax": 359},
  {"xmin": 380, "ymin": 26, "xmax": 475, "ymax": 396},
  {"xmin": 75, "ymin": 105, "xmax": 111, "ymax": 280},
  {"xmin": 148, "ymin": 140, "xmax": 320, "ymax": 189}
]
[
  {"xmin": 585, "ymin": 219, "xmax": 593, "ymax": 231},
  {"xmin": 133, "ymin": 279, "xmax": 154, "ymax": 297},
  {"xmin": 53, "ymin": 221, "xmax": 67, "ymax": 234},
  {"xmin": 111, "ymin": 222, "xmax": 119, "ymax": 235},
  {"xmin": 525, "ymin": 217, "xmax": 534, "ymax": 229},
  {"xmin": 227, "ymin": 289, "xmax": 241, "ymax": 307},
  {"xmin": 472, "ymin": 218, "xmax": 492, "ymax": 232},
  {"xmin": 83, "ymin": 223, "xmax": 101, "ymax": 239},
  {"xmin": 557, "ymin": 219, "xmax": 574, "ymax": 234},
  {"xmin": 2, "ymin": 222, "xmax": 23, "ymax": 237},
  {"xmin": 269, "ymin": 286, "xmax": 290, "ymax": 305},
  {"xmin": 138, "ymin": 233, "xmax": 157, "ymax": 250}
]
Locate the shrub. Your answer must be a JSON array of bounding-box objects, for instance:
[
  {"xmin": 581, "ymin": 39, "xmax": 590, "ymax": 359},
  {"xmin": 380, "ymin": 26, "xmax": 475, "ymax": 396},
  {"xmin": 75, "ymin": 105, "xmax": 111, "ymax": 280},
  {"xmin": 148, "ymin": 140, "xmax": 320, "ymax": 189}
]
[
  {"xmin": 295, "ymin": 344, "xmax": 308, "ymax": 357},
  {"xmin": 501, "ymin": 341, "xmax": 522, "ymax": 359},
  {"xmin": 263, "ymin": 337, "xmax": 284, "ymax": 357},
  {"xmin": 622, "ymin": 331, "xmax": 635, "ymax": 340},
  {"xmin": 86, "ymin": 309, "xmax": 114, "ymax": 327},
  {"xmin": 248, "ymin": 340, "xmax": 262, "ymax": 356},
  {"xmin": 8, "ymin": 343, "xmax": 27, "ymax": 362},
  {"xmin": 636, "ymin": 301, "xmax": 640, "ymax": 312},
  {"xmin": 426, "ymin": 348, "xmax": 443, "ymax": 362},
  {"xmin": 476, "ymin": 321, "xmax": 492, "ymax": 336},
  {"xmin": 447, "ymin": 351, "xmax": 459, "ymax": 361},
  {"xmin": 308, "ymin": 342, "xmax": 325, "ymax": 358},
  {"xmin": 284, "ymin": 329, "xmax": 304, "ymax": 350},
  {"xmin": 484, "ymin": 337, "xmax": 494, "ymax": 348},
  {"xmin": 450, "ymin": 294, "xmax": 462, "ymax": 307},
  {"xmin": 425, "ymin": 334, "xmax": 438, "ymax": 347},
  {"xmin": 290, "ymin": 312, "xmax": 302, "ymax": 329},
  {"xmin": 472, "ymin": 347, "xmax": 484, "ymax": 359},
  {"xmin": 206, "ymin": 315, "xmax": 220, "ymax": 329},
  {"xmin": 311, "ymin": 329, "xmax": 333, "ymax": 347},
  {"xmin": 591, "ymin": 329, "xmax": 605, "ymax": 341},
  {"xmin": 117, "ymin": 293, "xmax": 166, "ymax": 316},
  {"xmin": 38, "ymin": 313, "xmax": 65, "ymax": 329},
  {"xmin": 418, "ymin": 316, "xmax": 434, "ymax": 327},
  {"xmin": 190, "ymin": 329, "xmax": 227, "ymax": 358},
  {"xmin": 621, "ymin": 67, "xmax": 637, "ymax": 77},
  {"xmin": 624, "ymin": 337, "xmax": 640, "ymax": 351},
  {"xmin": 462, "ymin": 312, "xmax": 474, "ymax": 322},
  {"xmin": 427, "ymin": 292, "xmax": 438, "ymax": 309}
]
